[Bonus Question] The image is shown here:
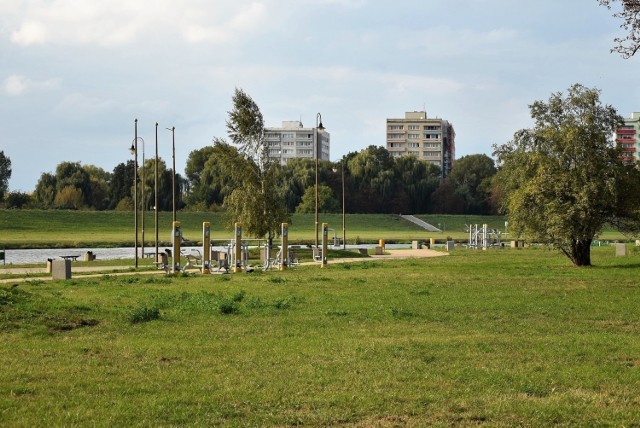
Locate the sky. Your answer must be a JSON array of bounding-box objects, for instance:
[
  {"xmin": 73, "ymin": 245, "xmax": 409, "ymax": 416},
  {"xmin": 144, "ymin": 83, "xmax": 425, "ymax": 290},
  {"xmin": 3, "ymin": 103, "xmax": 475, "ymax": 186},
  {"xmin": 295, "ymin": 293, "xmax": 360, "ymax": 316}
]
[{"xmin": 1, "ymin": 0, "xmax": 638, "ymax": 192}]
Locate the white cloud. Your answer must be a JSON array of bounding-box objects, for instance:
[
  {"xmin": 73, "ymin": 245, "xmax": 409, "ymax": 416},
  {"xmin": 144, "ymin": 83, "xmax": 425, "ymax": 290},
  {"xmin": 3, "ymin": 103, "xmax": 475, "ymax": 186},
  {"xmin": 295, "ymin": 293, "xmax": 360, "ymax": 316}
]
[
  {"xmin": 7, "ymin": 0, "xmax": 272, "ymax": 47},
  {"xmin": 3, "ymin": 74, "xmax": 60, "ymax": 96},
  {"xmin": 3, "ymin": 75, "xmax": 28, "ymax": 95},
  {"xmin": 10, "ymin": 20, "xmax": 47, "ymax": 45},
  {"xmin": 54, "ymin": 93, "xmax": 118, "ymax": 116}
]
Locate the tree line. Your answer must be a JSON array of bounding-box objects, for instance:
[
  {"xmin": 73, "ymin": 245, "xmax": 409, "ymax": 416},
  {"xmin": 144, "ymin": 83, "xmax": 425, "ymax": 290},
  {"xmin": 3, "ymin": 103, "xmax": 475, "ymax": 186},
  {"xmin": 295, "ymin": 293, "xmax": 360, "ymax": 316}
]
[
  {"xmin": 1, "ymin": 140, "xmax": 498, "ymax": 216},
  {"xmin": 1, "ymin": 159, "xmax": 187, "ymax": 212}
]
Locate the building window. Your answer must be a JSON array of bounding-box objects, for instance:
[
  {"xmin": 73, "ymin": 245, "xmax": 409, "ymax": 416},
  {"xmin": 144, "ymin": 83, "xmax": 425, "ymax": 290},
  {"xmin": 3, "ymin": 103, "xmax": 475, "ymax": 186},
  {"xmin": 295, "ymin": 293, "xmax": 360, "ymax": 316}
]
[
  {"xmin": 389, "ymin": 143, "xmax": 403, "ymax": 148},
  {"xmin": 424, "ymin": 151, "xmax": 440, "ymax": 158},
  {"xmin": 387, "ymin": 133, "xmax": 404, "ymax": 139},
  {"xmin": 424, "ymin": 133, "xmax": 440, "ymax": 139},
  {"xmin": 408, "ymin": 151, "xmax": 420, "ymax": 156},
  {"xmin": 408, "ymin": 142, "xmax": 420, "ymax": 148},
  {"xmin": 424, "ymin": 142, "xmax": 440, "ymax": 148},
  {"xmin": 408, "ymin": 125, "xmax": 420, "ymax": 130},
  {"xmin": 388, "ymin": 125, "xmax": 404, "ymax": 130},
  {"xmin": 424, "ymin": 125, "xmax": 440, "ymax": 131},
  {"xmin": 408, "ymin": 133, "xmax": 420, "ymax": 139}
]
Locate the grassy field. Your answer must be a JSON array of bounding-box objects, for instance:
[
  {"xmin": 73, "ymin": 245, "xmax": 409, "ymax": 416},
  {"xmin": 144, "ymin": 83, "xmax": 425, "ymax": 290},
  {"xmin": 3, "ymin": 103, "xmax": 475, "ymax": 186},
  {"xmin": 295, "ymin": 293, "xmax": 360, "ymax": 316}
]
[
  {"xmin": 0, "ymin": 210, "xmax": 630, "ymax": 248},
  {"xmin": 1, "ymin": 246, "xmax": 640, "ymax": 426}
]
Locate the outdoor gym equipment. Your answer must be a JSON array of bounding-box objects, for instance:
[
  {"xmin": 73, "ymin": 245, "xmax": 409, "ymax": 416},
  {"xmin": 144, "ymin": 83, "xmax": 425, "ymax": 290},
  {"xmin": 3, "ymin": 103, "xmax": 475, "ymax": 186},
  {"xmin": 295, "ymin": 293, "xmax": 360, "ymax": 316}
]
[
  {"xmin": 321, "ymin": 223, "xmax": 328, "ymax": 268},
  {"xmin": 467, "ymin": 224, "xmax": 502, "ymax": 250},
  {"xmin": 281, "ymin": 223, "xmax": 288, "ymax": 271},
  {"xmin": 172, "ymin": 221, "xmax": 182, "ymax": 273},
  {"xmin": 202, "ymin": 222, "xmax": 211, "ymax": 273}
]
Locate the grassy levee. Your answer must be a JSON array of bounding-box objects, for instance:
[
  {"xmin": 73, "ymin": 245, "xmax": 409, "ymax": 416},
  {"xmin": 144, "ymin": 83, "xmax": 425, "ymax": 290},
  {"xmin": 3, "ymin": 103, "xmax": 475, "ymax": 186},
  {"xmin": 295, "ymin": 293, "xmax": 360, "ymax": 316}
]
[
  {"xmin": 0, "ymin": 210, "xmax": 630, "ymax": 249},
  {"xmin": 1, "ymin": 246, "xmax": 640, "ymax": 426}
]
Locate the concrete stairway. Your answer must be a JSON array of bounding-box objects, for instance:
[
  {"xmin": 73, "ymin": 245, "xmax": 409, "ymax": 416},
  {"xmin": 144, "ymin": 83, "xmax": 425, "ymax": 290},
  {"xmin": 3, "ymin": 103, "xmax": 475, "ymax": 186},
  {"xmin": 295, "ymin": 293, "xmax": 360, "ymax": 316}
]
[{"xmin": 400, "ymin": 215, "xmax": 442, "ymax": 232}]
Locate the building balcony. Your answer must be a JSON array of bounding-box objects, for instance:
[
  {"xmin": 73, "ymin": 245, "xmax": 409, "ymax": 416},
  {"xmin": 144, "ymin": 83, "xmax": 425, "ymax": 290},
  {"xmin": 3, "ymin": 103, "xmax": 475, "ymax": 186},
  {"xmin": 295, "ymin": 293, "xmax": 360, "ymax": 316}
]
[
  {"xmin": 621, "ymin": 147, "xmax": 637, "ymax": 153},
  {"xmin": 617, "ymin": 129, "xmax": 636, "ymax": 135}
]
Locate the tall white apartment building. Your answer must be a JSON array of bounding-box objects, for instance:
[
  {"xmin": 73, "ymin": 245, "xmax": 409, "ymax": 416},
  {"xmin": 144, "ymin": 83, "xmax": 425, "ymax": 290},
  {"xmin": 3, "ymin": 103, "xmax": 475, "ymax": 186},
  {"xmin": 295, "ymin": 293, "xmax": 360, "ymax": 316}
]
[
  {"xmin": 615, "ymin": 112, "xmax": 640, "ymax": 164},
  {"xmin": 386, "ymin": 111, "xmax": 455, "ymax": 177},
  {"xmin": 265, "ymin": 121, "xmax": 330, "ymax": 164}
]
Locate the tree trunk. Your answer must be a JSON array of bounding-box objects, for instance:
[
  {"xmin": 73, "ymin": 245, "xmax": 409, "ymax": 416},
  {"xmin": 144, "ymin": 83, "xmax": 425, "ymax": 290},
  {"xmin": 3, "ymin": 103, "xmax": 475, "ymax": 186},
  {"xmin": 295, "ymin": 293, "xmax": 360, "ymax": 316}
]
[{"xmin": 571, "ymin": 238, "xmax": 592, "ymax": 266}]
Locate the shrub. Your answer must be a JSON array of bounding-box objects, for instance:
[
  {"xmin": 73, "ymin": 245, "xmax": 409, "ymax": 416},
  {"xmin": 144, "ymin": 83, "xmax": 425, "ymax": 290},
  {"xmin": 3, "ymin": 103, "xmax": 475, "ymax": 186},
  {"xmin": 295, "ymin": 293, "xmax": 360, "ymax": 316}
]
[
  {"xmin": 273, "ymin": 296, "xmax": 295, "ymax": 310},
  {"xmin": 218, "ymin": 299, "xmax": 240, "ymax": 315},
  {"xmin": 129, "ymin": 306, "xmax": 161, "ymax": 324},
  {"xmin": 231, "ymin": 290, "xmax": 246, "ymax": 302}
]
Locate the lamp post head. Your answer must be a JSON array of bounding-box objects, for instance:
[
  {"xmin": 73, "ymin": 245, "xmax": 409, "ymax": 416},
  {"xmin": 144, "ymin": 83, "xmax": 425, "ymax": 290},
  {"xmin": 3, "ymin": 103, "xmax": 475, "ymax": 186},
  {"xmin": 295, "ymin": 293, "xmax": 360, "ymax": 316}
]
[
  {"xmin": 316, "ymin": 112, "xmax": 324, "ymax": 131},
  {"xmin": 129, "ymin": 143, "xmax": 135, "ymax": 155}
]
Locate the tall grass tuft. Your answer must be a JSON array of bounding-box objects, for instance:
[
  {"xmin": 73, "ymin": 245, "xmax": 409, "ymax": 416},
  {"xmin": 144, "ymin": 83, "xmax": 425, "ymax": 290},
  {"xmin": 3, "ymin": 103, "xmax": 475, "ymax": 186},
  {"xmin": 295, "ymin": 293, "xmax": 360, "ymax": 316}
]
[{"xmin": 129, "ymin": 305, "xmax": 160, "ymax": 324}]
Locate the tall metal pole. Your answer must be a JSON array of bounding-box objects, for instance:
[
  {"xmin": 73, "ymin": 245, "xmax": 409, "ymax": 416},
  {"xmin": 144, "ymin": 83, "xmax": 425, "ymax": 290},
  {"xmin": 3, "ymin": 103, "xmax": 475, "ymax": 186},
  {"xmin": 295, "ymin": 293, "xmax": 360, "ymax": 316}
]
[
  {"xmin": 314, "ymin": 113, "xmax": 324, "ymax": 248},
  {"xmin": 141, "ymin": 135, "xmax": 145, "ymax": 260},
  {"xmin": 155, "ymin": 123, "xmax": 159, "ymax": 260},
  {"xmin": 342, "ymin": 161, "xmax": 346, "ymax": 250},
  {"xmin": 314, "ymin": 128, "xmax": 319, "ymax": 248},
  {"xmin": 171, "ymin": 127, "xmax": 176, "ymax": 223},
  {"xmin": 132, "ymin": 119, "xmax": 139, "ymax": 268}
]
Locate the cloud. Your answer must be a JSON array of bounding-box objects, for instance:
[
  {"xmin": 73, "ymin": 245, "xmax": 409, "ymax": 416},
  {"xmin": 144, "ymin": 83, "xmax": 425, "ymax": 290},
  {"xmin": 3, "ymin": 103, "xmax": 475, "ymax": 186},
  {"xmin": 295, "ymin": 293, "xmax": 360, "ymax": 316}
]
[
  {"xmin": 3, "ymin": 74, "xmax": 60, "ymax": 96},
  {"xmin": 10, "ymin": 20, "xmax": 47, "ymax": 45},
  {"xmin": 182, "ymin": 3, "xmax": 267, "ymax": 43},
  {"xmin": 54, "ymin": 93, "xmax": 118, "ymax": 117},
  {"xmin": 7, "ymin": 0, "xmax": 272, "ymax": 47}
]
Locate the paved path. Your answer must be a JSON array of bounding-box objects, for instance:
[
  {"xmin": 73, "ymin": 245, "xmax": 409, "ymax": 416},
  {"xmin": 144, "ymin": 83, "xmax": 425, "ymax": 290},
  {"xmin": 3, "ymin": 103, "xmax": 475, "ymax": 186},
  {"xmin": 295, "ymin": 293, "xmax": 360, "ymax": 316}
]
[{"xmin": 0, "ymin": 248, "xmax": 447, "ymax": 284}]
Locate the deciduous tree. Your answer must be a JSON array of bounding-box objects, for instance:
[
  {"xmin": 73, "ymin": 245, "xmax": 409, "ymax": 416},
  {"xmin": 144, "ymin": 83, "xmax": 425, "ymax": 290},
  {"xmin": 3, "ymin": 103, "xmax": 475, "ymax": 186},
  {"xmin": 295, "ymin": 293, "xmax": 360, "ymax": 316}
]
[
  {"xmin": 493, "ymin": 84, "xmax": 640, "ymax": 266},
  {"xmin": 446, "ymin": 154, "xmax": 497, "ymax": 214},
  {"xmin": 0, "ymin": 151, "xmax": 11, "ymax": 198},
  {"xmin": 221, "ymin": 88, "xmax": 290, "ymax": 243},
  {"xmin": 599, "ymin": 0, "xmax": 640, "ymax": 57}
]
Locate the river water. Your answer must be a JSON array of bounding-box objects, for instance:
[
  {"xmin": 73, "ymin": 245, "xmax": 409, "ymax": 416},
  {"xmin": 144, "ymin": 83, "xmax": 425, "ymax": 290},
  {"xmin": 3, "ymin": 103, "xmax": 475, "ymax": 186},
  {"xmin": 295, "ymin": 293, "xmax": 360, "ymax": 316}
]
[
  {"xmin": 2, "ymin": 243, "xmax": 413, "ymax": 265},
  {"xmin": 2, "ymin": 246, "xmax": 202, "ymax": 265}
]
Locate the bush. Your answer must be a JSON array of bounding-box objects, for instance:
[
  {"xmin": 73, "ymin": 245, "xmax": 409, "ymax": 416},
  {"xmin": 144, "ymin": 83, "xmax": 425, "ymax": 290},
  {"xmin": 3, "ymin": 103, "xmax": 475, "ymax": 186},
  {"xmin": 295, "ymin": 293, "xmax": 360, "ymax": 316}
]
[
  {"xmin": 218, "ymin": 299, "xmax": 240, "ymax": 315},
  {"xmin": 129, "ymin": 306, "xmax": 160, "ymax": 324},
  {"xmin": 115, "ymin": 197, "xmax": 134, "ymax": 211}
]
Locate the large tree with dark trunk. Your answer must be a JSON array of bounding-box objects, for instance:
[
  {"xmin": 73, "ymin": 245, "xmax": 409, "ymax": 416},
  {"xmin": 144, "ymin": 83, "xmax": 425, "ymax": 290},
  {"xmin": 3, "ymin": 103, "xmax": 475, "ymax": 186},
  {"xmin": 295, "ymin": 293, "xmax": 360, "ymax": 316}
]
[{"xmin": 493, "ymin": 84, "xmax": 640, "ymax": 266}]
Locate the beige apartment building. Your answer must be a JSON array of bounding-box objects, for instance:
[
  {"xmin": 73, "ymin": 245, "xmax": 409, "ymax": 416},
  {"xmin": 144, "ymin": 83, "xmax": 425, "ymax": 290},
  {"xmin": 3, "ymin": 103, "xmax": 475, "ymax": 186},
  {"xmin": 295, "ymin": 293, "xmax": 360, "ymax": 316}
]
[
  {"xmin": 265, "ymin": 121, "xmax": 330, "ymax": 164},
  {"xmin": 386, "ymin": 111, "xmax": 455, "ymax": 177}
]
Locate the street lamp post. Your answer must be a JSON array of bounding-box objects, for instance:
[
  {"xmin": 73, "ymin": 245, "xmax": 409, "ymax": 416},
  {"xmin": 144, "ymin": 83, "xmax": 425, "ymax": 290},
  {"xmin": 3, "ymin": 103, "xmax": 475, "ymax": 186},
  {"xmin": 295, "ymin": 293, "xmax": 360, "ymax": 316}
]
[
  {"xmin": 341, "ymin": 160, "xmax": 346, "ymax": 250},
  {"xmin": 155, "ymin": 123, "xmax": 159, "ymax": 260},
  {"xmin": 131, "ymin": 119, "xmax": 139, "ymax": 268},
  {"xmin": 314, "ymin": 113, "xmax": 324, "ymax": 248},
  {"xmin": 167, "ymin": 126, "xmax": 176, "ymax": 223},
  {"xmin": 141, "ymin": 134, "xmax": 145, "ymax": 260}
]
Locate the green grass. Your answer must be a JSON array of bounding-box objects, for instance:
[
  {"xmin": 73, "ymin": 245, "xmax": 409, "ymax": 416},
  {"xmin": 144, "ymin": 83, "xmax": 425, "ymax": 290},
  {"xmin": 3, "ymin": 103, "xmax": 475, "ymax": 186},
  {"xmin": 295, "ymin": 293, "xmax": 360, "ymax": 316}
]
[
  {"xmin": 1, "ymin": 247, "xmax": 640, "ymax": 426},
  {"xmin": 0, "ymin": 210, "xmax": 630, "ymax": 248}
]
